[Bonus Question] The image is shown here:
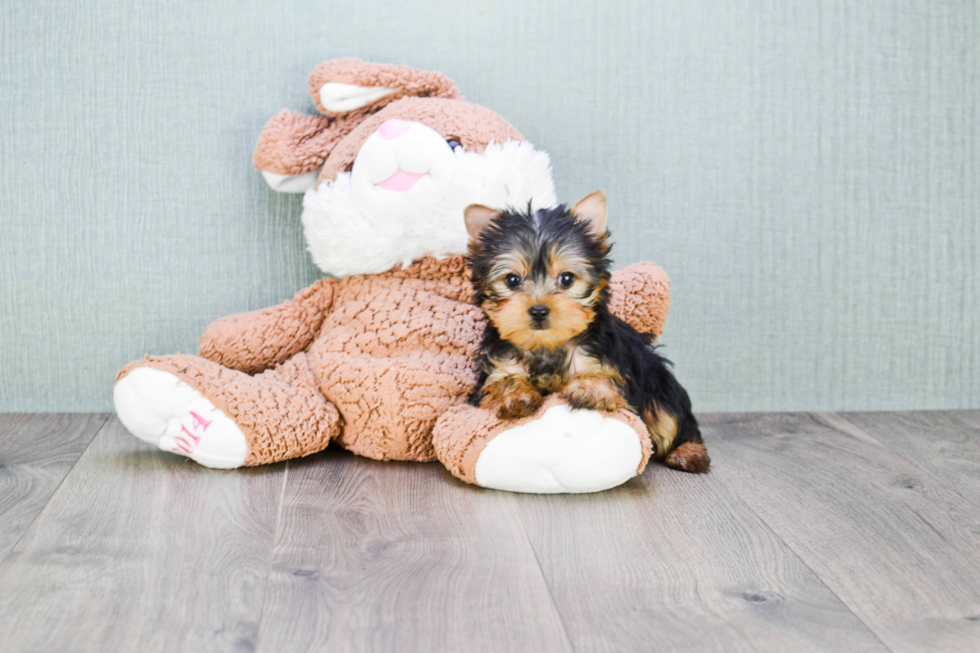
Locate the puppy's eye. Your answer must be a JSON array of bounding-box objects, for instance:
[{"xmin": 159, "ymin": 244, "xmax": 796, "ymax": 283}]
[
  {"xmin": 558, "ymin": 272, "xmax": 575, "ymax": 288},
  {"xmin": 504, "ymin": 273, "xmax": 522, "ymax": 289},
  {"xmin": 447, "ymin": 139, "xmax": 461, "ymax": 150}
]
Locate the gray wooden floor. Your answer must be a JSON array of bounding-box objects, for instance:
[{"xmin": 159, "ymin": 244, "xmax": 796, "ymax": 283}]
[{"xmin": 1, "ymin": 412, "xmax": 979, "ymax": 652}]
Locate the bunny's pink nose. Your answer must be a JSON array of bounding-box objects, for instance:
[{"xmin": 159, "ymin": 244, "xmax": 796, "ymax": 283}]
[{"xmin": 378, "ymin": 119, "xmax": 410, "ymax": 140}]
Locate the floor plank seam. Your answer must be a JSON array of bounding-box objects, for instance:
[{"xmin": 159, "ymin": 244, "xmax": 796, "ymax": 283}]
[
  {"xmin": 705, "ymin": 458, "xmax": 897, "ymax": 653},
  {"xmin": 513, "ymin": 497, "xmax": 578, "ymax": 653},
  {"xmin": 0, "ymin": 412, "xmax": 112, "ymax": 573},
  {"xmin": 819, "ymin": 411, "xmax": 980, "ymax": 515},
  {"xmin": 252, "ymin": 460, "xmax": 289, "ymax": 653}
]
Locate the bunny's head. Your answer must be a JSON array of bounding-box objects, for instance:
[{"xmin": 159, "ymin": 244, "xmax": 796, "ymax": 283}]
[{"xmin": 254, "ymin": 59, "xmax": 557, "ymax": 277}]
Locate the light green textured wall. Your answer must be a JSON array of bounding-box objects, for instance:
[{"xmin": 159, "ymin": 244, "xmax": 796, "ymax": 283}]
[{"xmin": 1, "ymin": 0, "xmax": 977, "ymax": 412}]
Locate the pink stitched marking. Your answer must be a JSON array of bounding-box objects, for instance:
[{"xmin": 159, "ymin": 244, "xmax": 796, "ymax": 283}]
[
  {"xmin": 172, "ymin": 411, "xmax": 211, "ymax": 455},
  {"xmin": 378, "ymin": 119, "xmax": 410, "ymax": 140},
  {"xmin": 181, "ymin": 424, "xmax": 201, "ymax": 446},
  {"xmin": 190, "ymin": 411, "xmax": 211, "ymax": 432}
]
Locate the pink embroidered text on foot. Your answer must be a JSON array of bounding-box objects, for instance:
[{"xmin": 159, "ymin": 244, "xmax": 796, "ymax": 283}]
[
  {"xmin": 113, "ymin": 367, "xmax": 248, "ymax": 469},
  {"xmin": 173, "ymin": 411, "xmax": 211, "ymax": 454}
]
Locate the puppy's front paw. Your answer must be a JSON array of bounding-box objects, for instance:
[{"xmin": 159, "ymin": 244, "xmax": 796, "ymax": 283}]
[
  {"xmin": 562, "ymin": 374, "xmax": 627, "ymax": 412},
  {"xmin": 497, "ymin": 390, "xmax": 544, "ymax": 419},
  {"xmin": 481, "ymin": 377, "xmax": 543, "ymax": 419}
]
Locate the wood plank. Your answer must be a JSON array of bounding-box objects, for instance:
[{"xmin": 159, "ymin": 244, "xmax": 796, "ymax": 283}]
[
  {"xmin": 255, "ymin": 451, "xmax": 572, "ymax": 653},
  {"xmin": 947, "ymin": 410, "xmax": 980, "ymax": 432},
  {"xmin": 832, "ymin": 411, "xmax": 980, "ymax": 504},
  {"xmin": 703, "ymin": 412, "xmax": 980, "ymax": 653},
  {"xmin": 0, "ymin": 413, "xmax": 108, "ymax": 562},
  {"xmin": 0, "ymin": 416, "xmax": 285, "ymax": 652},
  {"xmin": 514, "ymin": 462, "xmax": 886, "ymax": 652}
]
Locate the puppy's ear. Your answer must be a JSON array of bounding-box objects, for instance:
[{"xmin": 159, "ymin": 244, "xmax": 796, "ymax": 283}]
[
  {"xmin": 571, "ymin": 190, "xmax": 608, "ymax": 236},
  {"xmin": 464, "ymin": 204, "xmax": 502, "ymax": 243}
]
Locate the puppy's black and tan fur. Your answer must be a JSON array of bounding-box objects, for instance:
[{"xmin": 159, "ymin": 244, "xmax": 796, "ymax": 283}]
[{"xmin": 465, "ymin": 192, "xmax": 709, "ymax": 473}]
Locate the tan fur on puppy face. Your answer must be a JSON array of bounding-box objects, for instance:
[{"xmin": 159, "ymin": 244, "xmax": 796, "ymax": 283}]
[
  {"xmin": 486, "ymin": 252, "xmax": 528, "ymax": 294},
  {"xmin": 483, "ymin": 246, "xmax": 602, "ymax": 351},
  {"xmin": 488, "ymin": 292, "xmax": 593, "ymax": 351}
]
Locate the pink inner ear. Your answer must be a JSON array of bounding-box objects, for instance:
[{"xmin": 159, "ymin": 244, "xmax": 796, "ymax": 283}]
[
  {"xmin": 378, "ymin": 119, "xmax": 411, "ymax": 140},
  {"xmin": 376, "ymin": 170, "xmax": 426, "ymax": 191},
  {"xmin": 572, "ymin": 192, "xmax": 608, "ymax": 233}
]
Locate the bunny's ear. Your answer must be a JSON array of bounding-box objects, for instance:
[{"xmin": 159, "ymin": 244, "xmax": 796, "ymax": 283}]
[
  {"xmin": 318, "ymin": 84, "xmax": 400, "ymax": 113},
  {"xmin": 308, "ymin": 58, "xmax": 460, "ymax": 116}
]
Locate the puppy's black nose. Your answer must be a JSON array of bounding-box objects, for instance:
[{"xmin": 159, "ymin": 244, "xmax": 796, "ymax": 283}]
[{"xmin": 528, "ymin": 305, "xmax": 550, "ymax": 322}]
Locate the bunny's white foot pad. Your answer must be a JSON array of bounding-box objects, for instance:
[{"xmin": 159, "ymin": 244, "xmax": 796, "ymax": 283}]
[
  {"xmin": 114, "ymin": 368, "xmax": 248, "ymax": 469},
  {"xmin": 474, "ymin": 405, "xmax": 644, "ymax": 493}
]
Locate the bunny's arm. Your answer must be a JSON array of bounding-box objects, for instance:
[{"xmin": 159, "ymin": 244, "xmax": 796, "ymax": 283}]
[
  {"xmin": 198, "ymin": 278, "xmax": 336, "ymax": 375},
  {"xmin": 607, "ymin": 262, "xmax": 671, "ymax": 339}
]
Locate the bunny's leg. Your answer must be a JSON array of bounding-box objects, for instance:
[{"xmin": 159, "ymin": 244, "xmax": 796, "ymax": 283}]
[
  {"xmin": 433, "ymin": 395, "xmax": 653, "ymax": 494},
  {"xmin": 114, "ymin": 352, "xmax": 340, "ymax": 468}
]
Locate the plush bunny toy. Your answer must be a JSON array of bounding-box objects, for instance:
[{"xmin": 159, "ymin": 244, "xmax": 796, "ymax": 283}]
[{"xmin": 113, "ymin": 59, "xmax": 671, "ymax": 493}]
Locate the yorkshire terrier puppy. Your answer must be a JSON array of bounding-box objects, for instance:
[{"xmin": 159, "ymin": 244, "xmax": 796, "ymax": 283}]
[{"xmin": 464, "ymin": 191, "xmax": 710, "ymax": 473}]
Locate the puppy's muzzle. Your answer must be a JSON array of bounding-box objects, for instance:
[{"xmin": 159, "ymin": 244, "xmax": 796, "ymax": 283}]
[{"xmin": 528, "ymin": 304, "xmax": 550, "ymax": 328}]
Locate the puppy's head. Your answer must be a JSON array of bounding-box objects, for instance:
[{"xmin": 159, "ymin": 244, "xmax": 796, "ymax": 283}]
[{"xmin": 465, "ymin": 191, "xmax": 612, "ymax": 351}]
